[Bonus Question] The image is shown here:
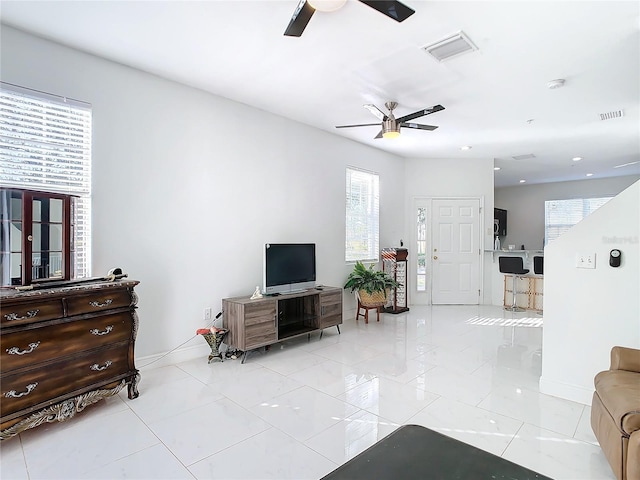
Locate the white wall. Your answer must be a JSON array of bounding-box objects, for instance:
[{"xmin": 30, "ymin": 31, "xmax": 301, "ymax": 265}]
[
  {"xmin": 495, "ymin": 176, "xmax": 640, "ymax": 251},
  {"xmin": 404, "ymin": 158, "xmax": 495, "ymax": 304},
  {"xmin": 540, "ymin": 180, "xmax": 640, "ymax": 404},
  {"xmin": 1, "ymin": 26, "xmax": 405, "ymax": 360}
]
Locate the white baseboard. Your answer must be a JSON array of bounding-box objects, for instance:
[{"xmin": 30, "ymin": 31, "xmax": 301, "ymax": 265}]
[
  {"xmin": 135, "ymin": 306, "xmax": 380, "ymax": 372},
  {"xmin": 539, "ymin": 376, "xmax": 593, "ymax": 406},
  {"xmin": 136, "ymin": 342, "xmax": 211, "ymax": 371}
]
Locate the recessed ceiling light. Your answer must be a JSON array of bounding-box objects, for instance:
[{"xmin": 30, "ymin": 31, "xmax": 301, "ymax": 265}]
[
  {"xmin": 519, "ymin": 179, "xmax": 526, "ymax": 183},
  {"xmin": 572, "ymin": 157, "xmax": 582, "ymax": 161},
  {"xmin": 494, "ymin": 167, "xmax": 501, "ymax": 171},
  {"xmin": 460, "ymin": 146, "xmax": 472, "ymax": 150},
  {"xmin": 586, "ymin": 173, "xmax": 593, "ymax": 177}
]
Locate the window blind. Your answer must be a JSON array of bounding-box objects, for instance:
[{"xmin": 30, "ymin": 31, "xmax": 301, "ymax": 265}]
[
  {"xmin": 544, "ymin": 196, "xmax": 612, "ymax": 245},
  {"xmin": 345, "ymin": 167, "xmax": 379, "ymax": 262},
  {"xmin": 0, "ymin": 82, "xmax": 92, "ymax": 278}
]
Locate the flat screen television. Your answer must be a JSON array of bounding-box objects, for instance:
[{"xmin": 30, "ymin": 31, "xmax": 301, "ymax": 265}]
[{"xmin": 263, "ymin": 243, "xmax": 316, "ymax": 294}]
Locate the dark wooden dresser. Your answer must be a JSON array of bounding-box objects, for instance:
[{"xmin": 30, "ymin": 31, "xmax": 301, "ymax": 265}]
[{"xmin": 0, "ymin": 279, "xmax": 140, "ymax": 440}]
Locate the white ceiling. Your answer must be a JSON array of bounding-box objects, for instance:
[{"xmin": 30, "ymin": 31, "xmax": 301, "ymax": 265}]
[{"xmin": 1, "ymin": 0, "xmax": 639, "ymax": 187}]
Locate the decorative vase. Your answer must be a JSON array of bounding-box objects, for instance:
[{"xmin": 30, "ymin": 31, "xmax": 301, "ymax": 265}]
[{"xmin": 201, "ymin": 329, "xmax": 228, "ymax": 363}]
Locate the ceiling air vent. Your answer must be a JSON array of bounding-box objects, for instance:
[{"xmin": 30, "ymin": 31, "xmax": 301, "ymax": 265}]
[
  {"xmin": 600, "ymin": 110, "xmax": 624, "ymax": 121},
  {"xmin": 422, "ymin": 31, "xmax": 478, "ymax": 62},
  {"xmin": 512, "ymin": 154, "xmax": 536, "ymax": 161}
]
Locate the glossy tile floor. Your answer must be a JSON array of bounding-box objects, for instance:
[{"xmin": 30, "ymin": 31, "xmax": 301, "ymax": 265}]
[{"xmin": 1, "ymin": 305, "xmax": 614, "ymax": 479}]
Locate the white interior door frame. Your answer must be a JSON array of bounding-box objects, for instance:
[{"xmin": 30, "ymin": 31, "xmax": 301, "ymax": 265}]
[{"xmin": 411, "ymin": 196, "xmax": 485, "ymax": 305}]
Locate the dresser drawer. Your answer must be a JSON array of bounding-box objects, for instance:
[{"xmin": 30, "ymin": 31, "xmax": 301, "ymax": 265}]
[
  {"xmin": 1, "ymin": 343, "xmax": 131, "ymax": 418},
  {"xmin": 243, "ymin": 303, "xmax": 276, "ymax": 348},
  {"xmin": 320, "ymin": 290, "xmax": 342, "ymax": 307},
  {"xmin": 1, "ymin": 299, "xmax": 64, "ymax": 327},
  {"xmin": 321, "ymin": 300, "xmax": 341, "ymax": 317},
  {"xmin": 244, "ymin": 302, "xmax": 276, "ymax": 326},
  {"xmin": 1, "ymin": 312, "xmax": 133, "ymax": 371},
  {"xmin": 65, "ymin": 289, "xmax": 133, "ymax": 317},
  {"xmin": 245, "ymin": 320, "xmax": 277, "ymax": 349}
]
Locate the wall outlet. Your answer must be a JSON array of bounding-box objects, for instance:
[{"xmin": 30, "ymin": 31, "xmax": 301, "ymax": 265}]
[
  {"xmin": 204, "ymin": 307, "xmax": 212, "ymax": 320},
  {"xmin": 576, "ymin": 253, "xmax": 596, "ymax": 269}
]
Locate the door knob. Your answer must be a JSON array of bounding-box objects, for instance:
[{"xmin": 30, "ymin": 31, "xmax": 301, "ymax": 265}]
[{"xmin": 433, "ymin": 256, "xmax": 438, "ymax": 260}]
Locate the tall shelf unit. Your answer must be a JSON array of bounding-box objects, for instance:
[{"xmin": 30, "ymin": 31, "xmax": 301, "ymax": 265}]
[{"xmin": 382, "ymin": 248, "xmax": 410, "ymax": 314}]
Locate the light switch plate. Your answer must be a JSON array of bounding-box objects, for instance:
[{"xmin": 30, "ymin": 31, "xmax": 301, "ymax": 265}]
[{"xmin": 576, "ymin": 253, "xmax": 596, "ymax": 269}]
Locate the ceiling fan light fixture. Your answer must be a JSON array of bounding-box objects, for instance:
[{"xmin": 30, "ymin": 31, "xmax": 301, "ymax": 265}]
[
  {"xmin": 382, "ymin": 130, "xmax": 401, "ymax": 139},
  {"xmin": 382, "ymin": 116, "xmax": 400, "ymax": 139},
  {"xmin": 307, "ymin": 0, "xmax": 347, "ymax": 12}
]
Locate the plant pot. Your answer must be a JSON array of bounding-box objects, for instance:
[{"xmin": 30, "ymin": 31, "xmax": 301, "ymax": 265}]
[{"xmin": 357, "ymin": 289, "xmax": 387, "ymax": 307}]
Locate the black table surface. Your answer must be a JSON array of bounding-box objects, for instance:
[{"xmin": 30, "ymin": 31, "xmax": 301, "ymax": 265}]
[{"xmin": 321, "ymin": 424, "xmax": 552, "ymax": 480}]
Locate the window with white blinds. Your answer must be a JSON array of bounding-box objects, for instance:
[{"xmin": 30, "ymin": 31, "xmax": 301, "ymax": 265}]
[
  {"xmin": 345, "ymin": 167, "xmax": 379, "ymax": 262},
  {"xmin": 0, "ymin": 82, "xmax": 92, "ymax": 278},
  {"xmin": 544, "ymin": 196, "xmax": 612, "ymax": 245}
]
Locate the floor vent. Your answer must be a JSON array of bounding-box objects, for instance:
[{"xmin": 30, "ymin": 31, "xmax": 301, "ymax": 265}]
[{"xmin": 422, "ymin": 31, "xmax": 478, "ymax": 62}]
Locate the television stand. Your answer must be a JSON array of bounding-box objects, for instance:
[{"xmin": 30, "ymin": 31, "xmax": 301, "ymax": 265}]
[{"xmin": 223, "ymin": 286, "xmax": 342, "ymax": 363}]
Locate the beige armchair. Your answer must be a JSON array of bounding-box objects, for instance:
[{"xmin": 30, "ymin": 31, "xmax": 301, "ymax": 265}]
[{"xmin": 591, "ymin": 346, "xmax": 640, "ymax": 480}]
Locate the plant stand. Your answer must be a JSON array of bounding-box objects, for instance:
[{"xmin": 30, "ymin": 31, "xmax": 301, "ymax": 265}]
[
  {"xmin": 356, "ymin": 290, "xmax": 387, "ymax": 324},
  {"xmin": 356, "ymin": 299, "xmax": 382, "ymax": 324},
  {"xmin": 201, "ymin": 329, "xmax": 228, "ymax": 363}
]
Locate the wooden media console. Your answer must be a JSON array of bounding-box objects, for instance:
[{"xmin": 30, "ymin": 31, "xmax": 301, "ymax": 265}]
[{"xmin": 223, "ymin": 286, "xmax": 342, "ymax": 363}]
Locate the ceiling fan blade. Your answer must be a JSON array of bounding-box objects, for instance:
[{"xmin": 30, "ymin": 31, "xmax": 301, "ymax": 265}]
[
  {"xmin": 284, "ymin": 0, "xmax": 315, "ymax": 37},
  {"xmin": 374, "ymin": 130, "xmax": 383, "ymax": 139},
  {"xmin": 401, "ymin": 123, "xmax": 438, "ymax": 131},
  {"xmin": 363, "ymin": 104, "xmax": 388, "ymax": 121},
  {"xmin": 396, "ymin": 104, "xmax": 445, "ymax": 123},
  {"xmin": 335, "ymin": 123, "xmax": 382, "ymax": 129},
  {"xmin": 358, "ymin": 0, "xmax": 415, "ymax": 22}
]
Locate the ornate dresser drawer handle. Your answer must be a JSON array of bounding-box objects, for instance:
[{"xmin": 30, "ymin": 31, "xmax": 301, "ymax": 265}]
[
  {"xmin": 6, "ymin": 342, "xmax": 41, "ymax": 355},
  {"xmin": 89, "ymin": 299, "xmax": 113, "ymax": 308},
  {"xmin": 89, "ymin": 325, "xmax": 113, "ymax": 336},
  {"xmin": 4, "ymin": 310, "xmax": 40, "ymax": 321},
  {"xmin": 90, "ymin": 360, "xmax": 113, "ymax": 371},
  {"xmin": 5, "ymin": 383, "xmax": 38, "ymax": 398}
]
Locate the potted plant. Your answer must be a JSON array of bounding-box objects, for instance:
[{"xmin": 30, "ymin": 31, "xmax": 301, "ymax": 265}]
[{"xmin": 344, "ymin": 261, "xmax": 400, "ymax": 307}]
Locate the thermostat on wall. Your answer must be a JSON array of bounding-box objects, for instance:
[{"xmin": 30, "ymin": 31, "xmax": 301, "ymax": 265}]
[{"xmin": 609, "ymin": 249, "xmax": 621, "ymax": 267}]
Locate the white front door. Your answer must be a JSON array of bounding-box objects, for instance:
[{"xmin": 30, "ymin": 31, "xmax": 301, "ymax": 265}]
[{"xmin": 431, "ymin": 198, "xmax": 481, "ymax": 304}]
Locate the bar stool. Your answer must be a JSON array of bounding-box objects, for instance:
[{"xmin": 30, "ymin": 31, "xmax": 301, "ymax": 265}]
[
  {"xmin": 533, "ymin": 256, "xmax": 544, "ymax": 275},
  {"xmin": 499, "ymin": 257, "xmax": 529, "ymax": 312}
]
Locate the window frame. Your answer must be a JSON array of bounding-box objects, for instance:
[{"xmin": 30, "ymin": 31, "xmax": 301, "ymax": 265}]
[
  {"xmin": 345, "ymin": 167, "xmax": 380, "ymax": 263},
  {"xmin": 0, "ymin": 82, "xmax": 92, "ymax": 283},
  {"xmin": 544, "ymin": 196, "xmax": 613, "ymax": 245}
]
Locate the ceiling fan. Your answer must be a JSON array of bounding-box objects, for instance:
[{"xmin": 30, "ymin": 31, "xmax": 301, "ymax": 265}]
[
  {"xmin": 336, "ymin": 102, "xmax": 445, "ymax": 139},
  {"xmin": 284, "ymin": 0, "xmax": 415, "ymax": 37}
]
